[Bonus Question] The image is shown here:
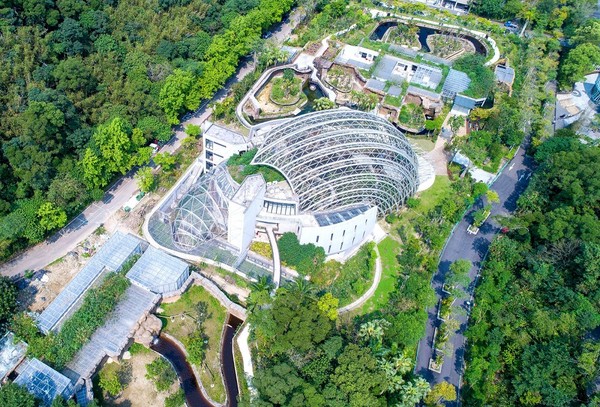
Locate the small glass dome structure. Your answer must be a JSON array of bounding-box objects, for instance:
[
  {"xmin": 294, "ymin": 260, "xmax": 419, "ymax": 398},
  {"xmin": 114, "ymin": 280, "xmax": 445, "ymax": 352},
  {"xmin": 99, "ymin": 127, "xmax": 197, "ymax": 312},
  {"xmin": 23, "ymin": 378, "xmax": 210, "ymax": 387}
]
[
  {"xmin": 172, "ymin": 165, "xmax": 236, "ymax": 250},
  {"xmin": 252, "ymin": 109, "xmax": 420, "ymax": 215}
]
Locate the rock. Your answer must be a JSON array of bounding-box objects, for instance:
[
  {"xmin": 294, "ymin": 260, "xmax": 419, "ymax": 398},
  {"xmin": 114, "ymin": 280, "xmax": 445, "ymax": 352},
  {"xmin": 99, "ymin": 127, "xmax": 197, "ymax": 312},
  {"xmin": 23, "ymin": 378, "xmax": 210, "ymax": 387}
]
[{"xmin": 133, "ymin": 314, "xmax": 163, "ymax": 347}]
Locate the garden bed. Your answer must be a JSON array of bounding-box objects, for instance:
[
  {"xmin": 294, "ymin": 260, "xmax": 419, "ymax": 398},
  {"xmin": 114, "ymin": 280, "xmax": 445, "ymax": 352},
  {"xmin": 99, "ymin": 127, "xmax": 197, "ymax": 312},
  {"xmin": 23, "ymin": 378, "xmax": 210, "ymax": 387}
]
[
  {"xmin": 269, "ymin": 76, "xmax": 305, "ymax": 105},
  {"xmin": 426, "ymin": 34, "xmax": 473, "ymax": 59},
  {"xmin": 397, "ymin": 103, "xmax": 426, "ymax": 130},
  {"xmin": 323, "ymin": 65, "xmax": 356, "ymax": 93},
  {"xmin": 388, "ymin": 24, "xmax": 420, "ymax": 49}
]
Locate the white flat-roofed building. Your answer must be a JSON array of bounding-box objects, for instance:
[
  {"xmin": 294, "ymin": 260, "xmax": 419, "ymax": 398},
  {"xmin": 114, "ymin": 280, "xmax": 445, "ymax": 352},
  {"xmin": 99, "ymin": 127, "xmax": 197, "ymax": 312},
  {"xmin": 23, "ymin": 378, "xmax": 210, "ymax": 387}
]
[{"xmin": 202, "ymin": 121, "xmax": 249, "ymax": 171}]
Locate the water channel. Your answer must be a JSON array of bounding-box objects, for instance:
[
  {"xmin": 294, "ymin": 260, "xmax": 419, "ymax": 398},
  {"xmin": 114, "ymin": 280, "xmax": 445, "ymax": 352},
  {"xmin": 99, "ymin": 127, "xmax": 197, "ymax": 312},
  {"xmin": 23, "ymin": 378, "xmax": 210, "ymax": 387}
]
[
  {"xmin": 151, "ymin": 314, "xmax": 244, "ymax": 407},
  {"xmin": 370, "ymin": 21, "xmax": 487, "ymax": 56}
]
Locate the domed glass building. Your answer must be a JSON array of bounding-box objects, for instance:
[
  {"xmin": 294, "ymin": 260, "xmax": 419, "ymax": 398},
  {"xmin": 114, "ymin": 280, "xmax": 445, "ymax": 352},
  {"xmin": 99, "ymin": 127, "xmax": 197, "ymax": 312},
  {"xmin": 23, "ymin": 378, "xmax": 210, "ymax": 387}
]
[
  {"xmin": 150, "ymin": 109, "xmax": 430, "ymax": 257},
  {"xmin": 252, "ymin": 109, "xmax": 419, "ymax": 215}
]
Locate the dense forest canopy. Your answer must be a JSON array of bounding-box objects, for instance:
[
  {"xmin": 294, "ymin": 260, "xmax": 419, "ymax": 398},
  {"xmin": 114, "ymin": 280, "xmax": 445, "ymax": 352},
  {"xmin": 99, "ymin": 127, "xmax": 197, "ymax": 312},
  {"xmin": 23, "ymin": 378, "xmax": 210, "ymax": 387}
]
[
  {"xmin": 464, "ymin": 132, "xmax": 600, "ymax": 406},
  {"xmin": 0, "ymin": 0, "xmax": 293, "ymax": 260}
]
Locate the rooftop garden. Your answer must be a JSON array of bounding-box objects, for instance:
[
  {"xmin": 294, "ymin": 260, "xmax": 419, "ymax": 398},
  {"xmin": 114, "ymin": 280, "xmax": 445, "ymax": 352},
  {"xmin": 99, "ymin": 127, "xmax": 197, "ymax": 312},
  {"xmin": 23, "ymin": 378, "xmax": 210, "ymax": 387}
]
[
  {"xmin": 227, "ymin": 148, "xmax": 285, "ymax": 184},
  {"xmin": 453, "ymin": 54, "xmax": 495, "ymax": 99},
  {"xmin": 398, "ymin": 103, "xmax": 426, "ymax": 129},
  {"xmin": 389, "ymin": 24, "xmax": 420, "ymax": 49},
  {"xmin": 270, "ymin": 70, "xmax": 305, "ymax": 105}
]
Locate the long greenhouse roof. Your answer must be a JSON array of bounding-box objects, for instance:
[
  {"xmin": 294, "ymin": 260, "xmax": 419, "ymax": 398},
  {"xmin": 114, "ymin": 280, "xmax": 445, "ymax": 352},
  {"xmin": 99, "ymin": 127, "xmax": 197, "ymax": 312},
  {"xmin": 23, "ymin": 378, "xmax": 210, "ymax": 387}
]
[
  {"xmin": 37, "ymin": 231, "xmax": 143, "ymax": 334},
  {"xmin": 64, "ymin": 284, "xmax": 159, "ymax": 383},
  {"xmin": 126, "ymin": 245, "xmax": 189, "ymax": 294}
]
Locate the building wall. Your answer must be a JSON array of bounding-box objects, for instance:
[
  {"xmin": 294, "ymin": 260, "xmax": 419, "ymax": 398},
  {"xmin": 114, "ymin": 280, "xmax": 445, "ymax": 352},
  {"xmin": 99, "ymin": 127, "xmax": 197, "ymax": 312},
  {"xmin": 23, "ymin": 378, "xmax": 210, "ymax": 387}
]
[
  {"xmin": 298, "ymin": 207, "xmax": 378, "ymax": 255},
  {"xmin": 227, "ymin": 186, "xmax": 266, "ymax": 252},
  {"xmin": 203, "ymin": 137, "xmax": 247, "ymax": 171}
]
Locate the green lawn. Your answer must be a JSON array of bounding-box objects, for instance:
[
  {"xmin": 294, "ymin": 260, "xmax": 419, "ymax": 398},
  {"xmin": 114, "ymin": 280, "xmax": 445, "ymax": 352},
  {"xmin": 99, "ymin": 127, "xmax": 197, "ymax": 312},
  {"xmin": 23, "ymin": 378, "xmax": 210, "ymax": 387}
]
[
  {"xmin": 353, "ymin": 237, "xmax": 401, "ymax": 315},
  {"xmin": 160, "ymin": 285, "xmax": 228, "ymax": 403},
  {"xmin": 349, "ymin": 176, "xmax": 452, "ymax": 315},
  {"xmin": 384, "ymin": 95, "xmax": 402, "ymax": 108},
  {"xmin": 407, "ymin": 136, "xmax": 435, "ymax": 152}
]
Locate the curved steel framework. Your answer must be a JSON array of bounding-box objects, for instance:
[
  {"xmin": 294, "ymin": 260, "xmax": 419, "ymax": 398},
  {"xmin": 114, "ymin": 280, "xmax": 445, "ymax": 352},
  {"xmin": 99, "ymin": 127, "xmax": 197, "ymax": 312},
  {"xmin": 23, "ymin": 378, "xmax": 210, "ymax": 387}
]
[
  {"xmin": 252, "ymin": 109, "xmax": 419, "ymax": 215},
  {"xmin": 171, "ymin": 165, "xmax": 236, "ymax": 251}
]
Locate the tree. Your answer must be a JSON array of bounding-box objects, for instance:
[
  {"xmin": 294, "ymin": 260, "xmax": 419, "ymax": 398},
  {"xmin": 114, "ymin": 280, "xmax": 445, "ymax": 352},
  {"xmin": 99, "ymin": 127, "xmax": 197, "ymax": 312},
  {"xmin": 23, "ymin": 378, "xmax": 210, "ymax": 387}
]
[
  {"xmin": 165, "ymin": 389, "xmax": 185, "ymax": 407},
  {"xmin": 560, "ymin": 43, "xmax": 600, "ymax": 86},
  {"xmin": 472, "ymin": 205, "xmax": 491, "ymax": 227},
  {"xmin": 425, "ymin": 381, "xmax": 456, "ymax": 406},
  {"xmin": 449, "ymin": 115, "xmax": 464, "ymax": 137},
  {"xmin": 314, "ymin": 97, "xmax": 336, "ymax": 111},
  {"xmin": 153, "ymin": 153, "xmax": 177, "ymax": 172},
  {"xmin": 184, "ymin": 124, "xmax": 201, "ymax": 138},
  {"xmin": 159, "ymin": 69, "xmax": 197, "ymax": 124},
  {"xmin": 37, "ymin": 202, "xmax": 67, "ymax": 232},
  {"xmin": 572, "ymin": 20, "xmax": 600, "ymax": 46},
  {"xmin": 350, "ymin": 91, "xmax": 379, "ymax": 111},
  {"xmin": 317, "ymin": 293, "xmax": 339, "ymax": 320},
  {"xmin": 0, "ymin": 277, "xmax": 17, "ymax": 332},
  {"xmin": 332, "ymin": 344, "xmax": 387, "ymax": 406},
  {"xmin": 135, "ymin": 167, "xmax": 156, "ymax": 193},
  {"xmin": 136, "ymin": 116, "xmax": 172, "ymax": 142},
  {"xmin": 447, "ymin": 259, "xmax": 472, "ymax": 289},
  {"xmin": 145, "ymin": 357, "xmax": 176, "ymax": 392},
  {"xmin": 0, "ymin": 383, "xmax": 37, "ymax": 407},
  {"xmin": 99, "ymin": 365, "xmax": 123, "ymax": 396},
  {"xmin": 486, "ymin": 189, "xmax": 500, "ymax": 204}
]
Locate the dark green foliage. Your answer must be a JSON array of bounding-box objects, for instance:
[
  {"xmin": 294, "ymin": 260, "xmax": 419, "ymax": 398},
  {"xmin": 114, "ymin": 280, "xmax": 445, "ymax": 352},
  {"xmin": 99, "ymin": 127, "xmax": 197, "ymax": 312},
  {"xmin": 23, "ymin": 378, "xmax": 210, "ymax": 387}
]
[
  {"xmin": 0, "ymin": 277, "xmax": 18, "ymax": 335},
  {"xmin": 165, "ymin": 389, "xmax": 185, "ymax": 407},
  {"xmin": 0, "ymin": 0, "xmax": 292, "ymax": 261},
  {"xmin": 463, "ymin": 138, "xmax": 600, "ymax": 406},
  {"xmin": 0, "ymin": 383, "xmax": 37, "ymax": 407},
  {"xmin": 453, "ymin": 54, "xmax": 495, "ymax": 99},
  {"xmin": 277, "ymin": 232, "xmax": 326, "ymax": 276},
  {"xmin": 250, "ymin": 289, "xmax": 429, "ymax": 406},
  {"xmin": 146, "ymin": 357, "xmax": 177, "ymax": 392}
]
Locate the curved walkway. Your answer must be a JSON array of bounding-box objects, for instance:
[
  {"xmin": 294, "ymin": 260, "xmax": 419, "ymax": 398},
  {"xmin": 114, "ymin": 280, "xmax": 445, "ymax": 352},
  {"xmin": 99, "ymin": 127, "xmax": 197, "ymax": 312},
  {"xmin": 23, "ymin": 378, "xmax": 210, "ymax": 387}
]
[
  {"xmin": 264, "ymin": 226, "xmax": 281, "ymax": 288},
  {"xmin": 338, "ymin": 245, "xmax": 382, "ymax": 314}
]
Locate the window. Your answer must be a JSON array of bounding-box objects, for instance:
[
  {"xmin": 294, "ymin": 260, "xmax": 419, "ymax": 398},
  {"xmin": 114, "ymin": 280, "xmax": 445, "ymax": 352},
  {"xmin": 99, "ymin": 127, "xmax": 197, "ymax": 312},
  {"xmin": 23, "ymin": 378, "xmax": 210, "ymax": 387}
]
[
  {"xmin": 354, "ymin": 225, "xmax": 357, "ymax": 232},
  {"xmin": 206, "ymin": 140, "xmax": 214, "ymax": 150},
  {"xmin": 328, "ymin": 245, "xmax": 331, "ymax": 253},
  {"xmin": 330, "ymin": 233, "xmax": 334, "ymax": 241},
  {"xmin": 342, "ymin": 230, "xmax": 346, "ymax": 237},
  {"xmin": 340, "ymin": 242, "xmax": 343, "ymax": 250},
  {"xmin": 316, "ymin": 236, "xmax": 319, "ymax": 243}
]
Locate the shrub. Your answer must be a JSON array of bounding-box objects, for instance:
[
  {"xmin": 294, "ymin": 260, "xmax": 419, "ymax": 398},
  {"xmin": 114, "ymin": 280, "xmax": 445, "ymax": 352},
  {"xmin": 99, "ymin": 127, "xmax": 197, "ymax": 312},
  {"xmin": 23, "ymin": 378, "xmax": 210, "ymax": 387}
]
[
  {"xmin": 146, "ymin": 357, "xmax": 177, "ymax": 392},
  {"xmin": 165, "ymin": 389, "xmax": 186, "ymax": 407},
  {"xmin": 99, "ymin": 364, "xmax": 122, "ymax": 396},
  {"xmin": 278, "ymin": 232, "xmax": 325, "ymax": 276}
]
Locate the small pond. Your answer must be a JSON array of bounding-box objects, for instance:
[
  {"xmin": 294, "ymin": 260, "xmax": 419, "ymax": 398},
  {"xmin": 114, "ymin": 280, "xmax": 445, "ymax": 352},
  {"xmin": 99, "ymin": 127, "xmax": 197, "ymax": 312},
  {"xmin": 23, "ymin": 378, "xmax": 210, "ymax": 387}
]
[{"xmin": 370, "ymin": 21, "xmax": 487, "ymax": 56}]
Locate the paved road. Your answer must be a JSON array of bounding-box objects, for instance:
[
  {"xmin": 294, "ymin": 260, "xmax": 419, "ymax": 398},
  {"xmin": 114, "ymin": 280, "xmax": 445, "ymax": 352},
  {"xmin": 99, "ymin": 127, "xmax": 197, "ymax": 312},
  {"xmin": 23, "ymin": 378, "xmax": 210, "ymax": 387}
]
[
  {"xmin": 414, "ymin": 140, "xmax": 535, "ymax": 401},
  {"xmin": 0, "ymin": 12, "xmax": 302, "ymax": 277}
]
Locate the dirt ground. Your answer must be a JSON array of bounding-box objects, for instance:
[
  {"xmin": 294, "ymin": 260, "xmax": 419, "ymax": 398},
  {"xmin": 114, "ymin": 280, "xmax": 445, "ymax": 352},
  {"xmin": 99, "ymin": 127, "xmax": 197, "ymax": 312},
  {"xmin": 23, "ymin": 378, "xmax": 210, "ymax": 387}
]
[
  {"xmin": 103, "ymin": 351, "xmax": 179, "ymax": 407},
  {"xmin": 18, "ymin": 193, "xmax": 158, "ymax": 313}
]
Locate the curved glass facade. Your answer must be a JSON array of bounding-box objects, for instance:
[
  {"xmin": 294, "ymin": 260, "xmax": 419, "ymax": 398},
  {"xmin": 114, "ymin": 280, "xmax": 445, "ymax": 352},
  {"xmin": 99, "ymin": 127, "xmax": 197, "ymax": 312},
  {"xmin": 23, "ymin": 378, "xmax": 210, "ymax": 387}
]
[
  {"xmin": 252, "ymin": 109, "xmax": 419, "ymax": 215},
  {"xmin": 171, "ymin": 165, "xmax": 236, "ymax": 251}
]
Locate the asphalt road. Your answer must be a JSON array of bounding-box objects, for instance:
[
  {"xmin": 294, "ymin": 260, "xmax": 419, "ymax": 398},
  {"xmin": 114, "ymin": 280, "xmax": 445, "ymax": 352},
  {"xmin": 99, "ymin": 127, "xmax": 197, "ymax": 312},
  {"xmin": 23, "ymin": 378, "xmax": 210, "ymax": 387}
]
[
  {"xmin": 0, "ymin": 12, "xmax": 302, "ymax": 277},
  {"xmin": 414, "ymin": 140, "xmax": 535, "ymax": 402}
]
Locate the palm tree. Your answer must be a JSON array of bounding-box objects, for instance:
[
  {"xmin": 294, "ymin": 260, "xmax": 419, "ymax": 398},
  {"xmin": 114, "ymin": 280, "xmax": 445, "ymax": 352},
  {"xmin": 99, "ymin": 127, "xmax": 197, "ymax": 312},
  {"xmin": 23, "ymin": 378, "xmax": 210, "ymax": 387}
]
[
  {"xmin": 249, "ymin": 275, "xmax": 272, "ymax": 293},
  {"xmin": 284, "ymin": 278, "xmax": 315, "ymax": 298}
]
